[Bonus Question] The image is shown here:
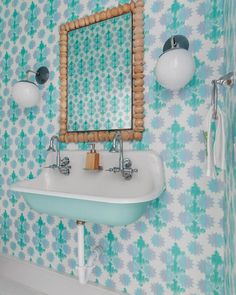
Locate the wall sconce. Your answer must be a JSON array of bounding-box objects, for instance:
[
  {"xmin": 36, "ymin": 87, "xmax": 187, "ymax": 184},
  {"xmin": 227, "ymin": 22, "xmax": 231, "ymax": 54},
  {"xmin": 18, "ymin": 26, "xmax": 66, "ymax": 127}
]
[
  {"xmin": 12, "ymin": 66, "xmax": 49, "ymax": 108},
  {"xmin": 155, "ymin": 35, "xmax": 195, "ymax": 91}
]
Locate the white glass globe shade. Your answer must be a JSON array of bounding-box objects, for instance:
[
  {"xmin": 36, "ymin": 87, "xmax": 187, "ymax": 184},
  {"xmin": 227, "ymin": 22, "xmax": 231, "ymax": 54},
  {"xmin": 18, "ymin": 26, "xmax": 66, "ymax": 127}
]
[
  {"xmin": 12, "ymin": 81, "xmax": 40, "ymax": 108},
  {"xmin": 155, "ymin": 48, "xmax": 195, "ymax": 91}
]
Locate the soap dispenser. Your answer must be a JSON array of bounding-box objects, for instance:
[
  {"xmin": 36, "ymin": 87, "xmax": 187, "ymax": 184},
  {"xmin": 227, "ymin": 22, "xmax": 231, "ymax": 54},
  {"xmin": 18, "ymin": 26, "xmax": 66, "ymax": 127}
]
[{"xmin": 85, "ymin": 144, "xmax": 100, "ymax": 170}]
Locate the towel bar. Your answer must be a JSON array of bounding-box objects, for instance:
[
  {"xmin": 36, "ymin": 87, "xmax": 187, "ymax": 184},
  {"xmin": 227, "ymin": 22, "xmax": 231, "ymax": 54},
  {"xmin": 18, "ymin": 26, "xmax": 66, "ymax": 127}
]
[{"xmin": 214, "ymin": 71, "xmax": 234, "ymax": 87}]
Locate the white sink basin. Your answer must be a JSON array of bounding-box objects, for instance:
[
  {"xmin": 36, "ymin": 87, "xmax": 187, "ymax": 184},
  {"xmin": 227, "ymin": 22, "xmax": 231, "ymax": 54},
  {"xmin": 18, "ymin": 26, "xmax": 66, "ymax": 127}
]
[{"xmin": 10, "ymin": 150, "xmax": 165, "ymax": 226}]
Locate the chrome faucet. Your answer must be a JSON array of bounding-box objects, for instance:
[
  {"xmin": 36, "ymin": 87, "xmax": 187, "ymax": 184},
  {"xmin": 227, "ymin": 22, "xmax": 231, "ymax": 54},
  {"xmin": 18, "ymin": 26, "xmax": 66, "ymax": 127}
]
[
  {"xmin": 107, "ymin": 131, "xmax": 138, "ymax": 180},
  {"xmin": 46, "ymin": 136, "xmax": 71, "ymax": 175},
  {"xmin": 109, "ymin": 131, "xmax": 124, "ymax": 171}
]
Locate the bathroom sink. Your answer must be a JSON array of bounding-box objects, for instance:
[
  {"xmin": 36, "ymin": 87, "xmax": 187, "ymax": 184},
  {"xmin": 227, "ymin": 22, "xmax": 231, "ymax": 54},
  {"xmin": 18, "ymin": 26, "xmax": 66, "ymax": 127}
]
[{"xmin": 10, "ymin": 150, "xmax": 165, "ymax": 226}]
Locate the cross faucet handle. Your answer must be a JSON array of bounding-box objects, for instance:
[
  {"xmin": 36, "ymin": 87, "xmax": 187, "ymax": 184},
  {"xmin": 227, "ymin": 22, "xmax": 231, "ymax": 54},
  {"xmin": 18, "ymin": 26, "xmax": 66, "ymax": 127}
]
[{"xmin": 60, "ymin": 157, "xmax": 70, "ymax": 166}]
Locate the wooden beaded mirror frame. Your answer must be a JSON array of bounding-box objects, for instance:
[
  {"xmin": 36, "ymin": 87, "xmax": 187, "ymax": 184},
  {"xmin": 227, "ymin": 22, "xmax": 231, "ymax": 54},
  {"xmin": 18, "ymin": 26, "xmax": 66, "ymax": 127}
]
[{"xmin": 59, "ymin": 0, "xmax": 144, "ymax": 143}]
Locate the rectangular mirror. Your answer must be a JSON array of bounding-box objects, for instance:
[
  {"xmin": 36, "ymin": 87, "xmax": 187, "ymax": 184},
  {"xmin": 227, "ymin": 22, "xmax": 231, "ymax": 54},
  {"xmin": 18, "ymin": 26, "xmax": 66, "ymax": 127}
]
[
  {"xmin": 59, "ymin": 1, "xmax": 144, "ymax": 142},
  {"xmin": 67, "ymin": 13, "xmax": 132, "ymax": 132}
]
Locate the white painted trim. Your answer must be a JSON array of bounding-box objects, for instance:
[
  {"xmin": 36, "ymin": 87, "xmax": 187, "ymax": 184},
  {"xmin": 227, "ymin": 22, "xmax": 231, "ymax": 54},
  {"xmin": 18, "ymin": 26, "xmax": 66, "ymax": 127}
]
[{"xmin": 0, "ymin": 254, "xmax": 125, "ymax": 295}]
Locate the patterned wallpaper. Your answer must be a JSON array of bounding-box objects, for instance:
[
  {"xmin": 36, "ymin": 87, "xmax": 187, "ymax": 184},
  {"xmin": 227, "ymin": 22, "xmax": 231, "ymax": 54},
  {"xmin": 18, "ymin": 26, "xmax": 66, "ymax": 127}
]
[
  {"xmin": 224, "ymin": 0, "xmax": 236, "ymax": 294},
  {"xmin": 0, "ymin": 1, "xmax": 225, "ymax": 295}
]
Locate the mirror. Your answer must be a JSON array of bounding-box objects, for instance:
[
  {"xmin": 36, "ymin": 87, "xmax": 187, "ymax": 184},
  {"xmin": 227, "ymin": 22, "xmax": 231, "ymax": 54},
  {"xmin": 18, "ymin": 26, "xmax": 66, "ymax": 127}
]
[
  {"xmin": 59, "ymin": 1, "xmax": 144, "ymax": 143},
  {"xmin": 67, "ymin": 13, "xmax": 132, "ymax": 132}
]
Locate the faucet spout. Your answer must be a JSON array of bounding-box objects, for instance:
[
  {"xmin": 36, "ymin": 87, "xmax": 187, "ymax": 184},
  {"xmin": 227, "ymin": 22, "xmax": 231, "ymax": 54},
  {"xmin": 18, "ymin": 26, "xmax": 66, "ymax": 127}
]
[
  {"xmin": 108, "ymin": 132, "xmax": 138, "ymax": 180},
  {"xmin": 47, "ymin": 135, "xmax": 61, "ymax": 166},
  {"xmin": 110, "ymin": 132, "xmax": 124, "ymax": 172},
  {"xmin": 47, "ymin": 136, "xmax": 56, "ymax": 152},
  {"xmin": 46, "ymin": 136, "xmax": 71, "ymax": 175},
  {"xmin": 109, "ymin": 132, "xmax": 121, "ymax": 153},
  {"xmin": 118, "ymin": 135, "xmax": 124, "ymax": 173}
]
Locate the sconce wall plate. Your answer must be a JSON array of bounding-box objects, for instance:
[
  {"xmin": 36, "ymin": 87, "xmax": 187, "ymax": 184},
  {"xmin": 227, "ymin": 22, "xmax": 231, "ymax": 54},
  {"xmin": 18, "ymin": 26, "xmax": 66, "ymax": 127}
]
[
  {"xmin": 35, "ymin": 67, "xmax": 49, "ymax": 85},
  {"xmin": 163, "ymin": 35, "xmax": 189, "ymax": 52}
]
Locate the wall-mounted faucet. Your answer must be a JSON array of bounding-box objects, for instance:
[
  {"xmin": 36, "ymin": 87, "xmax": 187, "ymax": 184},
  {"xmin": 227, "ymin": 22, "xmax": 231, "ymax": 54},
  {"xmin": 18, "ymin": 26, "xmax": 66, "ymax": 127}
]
[
  {"xmin": 107, "ymin": 131, "xmax": 138, "ymax": 180},
  {"xmin": 46, "ymin": 136, "xmax": 71, "ymax": 175}
]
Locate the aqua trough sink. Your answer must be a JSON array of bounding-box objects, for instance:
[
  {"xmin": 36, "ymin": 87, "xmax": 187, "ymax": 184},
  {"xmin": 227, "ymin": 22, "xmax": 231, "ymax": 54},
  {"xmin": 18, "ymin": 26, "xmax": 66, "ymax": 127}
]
[{"xmin": 10, "ymin": 150, "xmax": 165, "ymax": 226}]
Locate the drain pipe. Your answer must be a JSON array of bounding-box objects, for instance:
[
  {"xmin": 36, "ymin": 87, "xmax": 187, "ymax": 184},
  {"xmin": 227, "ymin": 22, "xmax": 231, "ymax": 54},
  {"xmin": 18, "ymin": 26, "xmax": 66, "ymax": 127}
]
[{"xmin": 76, "ymin": 220, "xmax": 102, "ymax": 284}]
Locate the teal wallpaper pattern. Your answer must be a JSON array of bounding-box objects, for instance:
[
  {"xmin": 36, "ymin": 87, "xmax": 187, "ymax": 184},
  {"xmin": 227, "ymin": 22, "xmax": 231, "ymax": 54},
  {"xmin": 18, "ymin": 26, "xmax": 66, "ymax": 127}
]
[
  {"xmin": 223, "ymin": 0, "xmax": 236, "ymax": 294},
  {"xmin": 0, "ymin": 0, "xmax": 225, "ymax": 294},
  {"xmin": 67, "ymin": 12, "xmax": 132, "ymax": 132}
]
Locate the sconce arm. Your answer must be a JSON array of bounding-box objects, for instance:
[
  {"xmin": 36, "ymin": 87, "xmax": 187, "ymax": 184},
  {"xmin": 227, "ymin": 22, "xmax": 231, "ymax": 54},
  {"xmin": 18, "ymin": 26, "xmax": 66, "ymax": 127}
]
[{"xmin": 26, "ymin": 70, "xmax": 37, "ymax": 81}]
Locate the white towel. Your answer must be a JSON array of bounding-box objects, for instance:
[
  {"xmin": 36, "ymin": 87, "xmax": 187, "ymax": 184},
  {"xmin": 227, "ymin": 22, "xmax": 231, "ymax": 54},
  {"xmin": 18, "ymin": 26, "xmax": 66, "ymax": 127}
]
[
  {"xmin": 203, "ymin": 106, "xmax": 215, "ymax": 177},
  {"xmin": 214, "ymin": 106, "xmax": 226, "ymax": 170},
  {"xmin": 203, "ymin": 105, "xmax": 225, "ymax": 177}
]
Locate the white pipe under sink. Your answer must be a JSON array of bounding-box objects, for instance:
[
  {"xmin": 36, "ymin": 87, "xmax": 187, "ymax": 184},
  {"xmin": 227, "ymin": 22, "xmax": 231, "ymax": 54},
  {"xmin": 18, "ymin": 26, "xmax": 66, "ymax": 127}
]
[{"xmin": 77, "ymin": 220, "xmax": 102, "ymax": 284}]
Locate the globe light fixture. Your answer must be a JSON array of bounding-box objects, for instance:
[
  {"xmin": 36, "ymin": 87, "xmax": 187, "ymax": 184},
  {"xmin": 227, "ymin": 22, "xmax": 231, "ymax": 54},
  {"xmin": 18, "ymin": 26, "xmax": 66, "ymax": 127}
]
[
  {"xmin": 155, "ymin": 35, "xmax": 195, "ymax": 91},
  {"xmin": 12, "ymin": 66, "xmax": 49, "ymax": 108}
]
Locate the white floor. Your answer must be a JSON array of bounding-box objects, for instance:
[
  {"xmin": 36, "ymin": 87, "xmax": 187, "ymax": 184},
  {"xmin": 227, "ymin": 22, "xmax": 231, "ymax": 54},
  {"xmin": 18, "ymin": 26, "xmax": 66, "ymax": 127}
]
[
  {"xmin": 0, "ymin": 277, "xmax": 46, "ymax": 295},
  {"xmin": 0, "ymin": 254, "xmax": 123, "ymax": 295}
]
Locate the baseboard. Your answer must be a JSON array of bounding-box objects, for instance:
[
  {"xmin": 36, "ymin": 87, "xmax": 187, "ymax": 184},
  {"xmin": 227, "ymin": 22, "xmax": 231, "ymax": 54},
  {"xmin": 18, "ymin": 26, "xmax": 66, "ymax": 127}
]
[{"xmin": 0, "ymin": 254, "xmax": 123, "ymax": 295}]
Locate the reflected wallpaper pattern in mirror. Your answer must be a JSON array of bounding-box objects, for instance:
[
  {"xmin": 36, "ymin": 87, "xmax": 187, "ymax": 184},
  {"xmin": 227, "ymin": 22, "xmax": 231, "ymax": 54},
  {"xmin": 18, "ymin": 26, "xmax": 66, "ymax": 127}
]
[{"xmin": 67, "ymin": 13, "xmax": 132, "ymax": 132}]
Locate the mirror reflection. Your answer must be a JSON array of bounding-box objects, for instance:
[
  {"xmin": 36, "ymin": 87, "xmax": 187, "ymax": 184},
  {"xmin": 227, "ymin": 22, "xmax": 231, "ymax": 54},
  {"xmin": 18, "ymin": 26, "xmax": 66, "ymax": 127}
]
[{"xmin": 67, "ymin": 13, "xmax": 133, "ymax": 132}]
